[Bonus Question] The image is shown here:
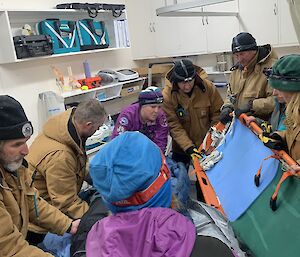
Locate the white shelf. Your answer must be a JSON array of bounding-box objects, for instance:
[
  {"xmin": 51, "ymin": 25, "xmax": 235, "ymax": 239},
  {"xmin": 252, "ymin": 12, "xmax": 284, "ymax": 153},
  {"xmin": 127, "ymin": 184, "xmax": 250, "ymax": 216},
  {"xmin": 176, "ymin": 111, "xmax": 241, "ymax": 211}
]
[
  {"xmin": 14, "ymin": 47, "xmax": 129, "ymax": 63},
  {"xmin": 62, "ymin": 77, "xmax": 145, "ymax": 100},
  {"xmin": 0, "ymin": 8, "xmax": 127, "ymax": 64},
  {"xmin": 2, "ymin": 9, "xmax": 115, "ymax": 14}
]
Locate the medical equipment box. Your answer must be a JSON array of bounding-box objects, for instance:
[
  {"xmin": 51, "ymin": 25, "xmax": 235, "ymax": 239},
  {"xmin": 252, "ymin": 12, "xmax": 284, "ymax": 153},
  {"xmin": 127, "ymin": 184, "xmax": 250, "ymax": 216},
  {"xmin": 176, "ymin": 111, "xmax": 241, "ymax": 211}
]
[
  {"xmin": 38, "ymin": 19, "xmax": 80, "ymax": 54},
  {"xmin": 13, "ymin": 35, "xmax": 53, "ymax": 59}
]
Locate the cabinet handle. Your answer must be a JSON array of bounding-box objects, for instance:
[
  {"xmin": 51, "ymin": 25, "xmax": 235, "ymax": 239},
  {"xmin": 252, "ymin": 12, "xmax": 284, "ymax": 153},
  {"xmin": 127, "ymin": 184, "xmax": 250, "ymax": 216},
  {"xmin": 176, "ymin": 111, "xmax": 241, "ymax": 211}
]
[
  {"xmin": 206, "ymin": 16, "xmax": 208, "ymax": 25},
  {"xmin": 273, "ymin": 3, "xmax": 277, "ymax": 15},
  {"xmin": 152, "ymin": 22, "xmax": 156, "ymax": 32},
  {"xmin": 202, "ymin": 17, "xmax": 205, "ymax": 25}
]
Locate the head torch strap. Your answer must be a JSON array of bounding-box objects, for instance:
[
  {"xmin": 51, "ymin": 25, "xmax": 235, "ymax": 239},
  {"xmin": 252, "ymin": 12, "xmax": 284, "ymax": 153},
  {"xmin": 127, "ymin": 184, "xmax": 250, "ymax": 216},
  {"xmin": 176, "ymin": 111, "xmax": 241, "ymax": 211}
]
[{"xmin": 140, "ymin": 97, "xmax": 164, "ymax": 105}]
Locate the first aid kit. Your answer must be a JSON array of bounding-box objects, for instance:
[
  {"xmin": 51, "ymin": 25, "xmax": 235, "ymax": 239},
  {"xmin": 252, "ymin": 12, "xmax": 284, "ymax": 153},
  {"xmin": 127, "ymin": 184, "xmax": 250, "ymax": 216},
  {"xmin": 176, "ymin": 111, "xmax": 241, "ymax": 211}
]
[{"xmin": 37, "ymin": 19, "xmax": 80, "ymax": 54}]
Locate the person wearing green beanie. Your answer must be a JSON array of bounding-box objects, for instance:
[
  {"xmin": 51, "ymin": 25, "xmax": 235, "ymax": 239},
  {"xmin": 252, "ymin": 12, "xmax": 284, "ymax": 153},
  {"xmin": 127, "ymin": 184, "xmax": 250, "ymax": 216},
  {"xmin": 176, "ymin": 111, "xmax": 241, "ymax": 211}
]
[{"xmin": 263, "ymin": 54, "xmax": 300, "ymax": 170}]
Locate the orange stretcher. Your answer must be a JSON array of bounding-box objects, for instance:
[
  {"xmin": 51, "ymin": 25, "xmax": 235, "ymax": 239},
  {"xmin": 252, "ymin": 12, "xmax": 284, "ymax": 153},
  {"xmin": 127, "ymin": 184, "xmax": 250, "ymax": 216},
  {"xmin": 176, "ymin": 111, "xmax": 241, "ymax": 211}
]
[
  {"xmin": 192, "ymin": 122, "xmax": 227, "ymax": 215},
  {"xmin": 193, "ymin": 113, "xmax": 300, "ymax": 214}
]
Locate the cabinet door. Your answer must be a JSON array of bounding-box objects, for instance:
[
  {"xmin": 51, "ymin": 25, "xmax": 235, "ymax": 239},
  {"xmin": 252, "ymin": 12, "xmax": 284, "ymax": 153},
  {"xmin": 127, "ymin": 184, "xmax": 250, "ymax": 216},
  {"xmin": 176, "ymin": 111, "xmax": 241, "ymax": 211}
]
[
  {"xmin": 239, "ymin": 0, "xmax": 279, "ymax": 46},
  {"xmin": 179, "ymin": 16, "xmax": 208, "ymax": 55},
  {"xmin": 125, "ymin": 0, "xmax": 156, "ymax": 59},
  {"xmin": 278, "ymin": 0, "xmax": 298, "ymax": 46},
  {"xmin": 153, "ymin": 0, "xmax": 208, "ymax": 56},
  {"xmin": 205, "ymin": 1, "xmax": 239, "ymax": 53}
]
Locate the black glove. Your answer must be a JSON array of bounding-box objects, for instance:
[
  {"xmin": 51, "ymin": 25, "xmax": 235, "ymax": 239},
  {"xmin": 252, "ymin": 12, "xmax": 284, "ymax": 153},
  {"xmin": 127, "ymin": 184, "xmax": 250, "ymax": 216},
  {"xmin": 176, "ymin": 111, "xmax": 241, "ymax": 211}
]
[
  {"xmin": 259, "ymin": 132, "xmax": 286, "ymax": 150},
  {"xmin": 186, "ymin": 146, "xmax": 203, "ymax": 160},
  {"xmin": 219, "ymin": 106, "xmax": 234, "ymax": 124},
  {"xmin": 235, "ymin": 100, "xmax": 253, "ymax": 118}
]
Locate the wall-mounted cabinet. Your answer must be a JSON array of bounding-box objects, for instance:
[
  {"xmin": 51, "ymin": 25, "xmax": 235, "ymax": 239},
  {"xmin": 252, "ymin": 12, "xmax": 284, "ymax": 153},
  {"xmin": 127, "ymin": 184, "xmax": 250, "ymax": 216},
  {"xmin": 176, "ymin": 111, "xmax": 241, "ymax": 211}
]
[
  {"xmin": 239, "ymin": 0, "xmax": 298, "ymax": 46},
  {"xmin": 126, "ymin": 0, "xmax": 210, "ymax": 59},
  {"xmin": 0, "ymin": 9, "xmax": 128, "ymax": 64},
  {"xmin": 126, "ymin": 0, "xmax": 239, "ymax": 60},
  {"xmin": 204, "ymin": 0, "xmax": 239, "ymax": 53}
]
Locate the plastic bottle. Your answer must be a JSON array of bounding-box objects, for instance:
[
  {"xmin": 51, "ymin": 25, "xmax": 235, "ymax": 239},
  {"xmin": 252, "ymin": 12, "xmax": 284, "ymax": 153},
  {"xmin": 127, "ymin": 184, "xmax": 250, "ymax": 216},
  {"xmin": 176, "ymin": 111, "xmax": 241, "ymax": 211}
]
[{"xmin": 107, "ymin": 114, "xmax": 115, "ymax": 133}]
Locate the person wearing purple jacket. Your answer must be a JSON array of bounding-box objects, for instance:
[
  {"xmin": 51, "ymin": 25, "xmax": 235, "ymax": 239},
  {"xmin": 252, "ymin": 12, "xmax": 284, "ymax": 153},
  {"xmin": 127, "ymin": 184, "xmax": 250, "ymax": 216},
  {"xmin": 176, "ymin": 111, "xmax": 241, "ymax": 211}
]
[{"xmin": 111, "ymin": 86, "xmax": 169, "ymax": 152}]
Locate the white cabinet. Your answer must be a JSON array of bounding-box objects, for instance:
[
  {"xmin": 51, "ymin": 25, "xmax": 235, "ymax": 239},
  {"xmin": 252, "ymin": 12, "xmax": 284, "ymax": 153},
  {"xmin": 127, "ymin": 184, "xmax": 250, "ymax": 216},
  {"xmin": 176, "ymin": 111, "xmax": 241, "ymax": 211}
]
[
  {"xmin": 125, "ymin": 0, "xmax": 155, "ymax": 59},
  {"xmin": 126, "ymin": 0, "xmax": 195, "ymax": 59},
  {"xmin": 0, "ymin": 9, "xmax": 128, "ymax": 64},
  {"xmin": 152, "ymin": 0, "xmax": 208, "ymax": 57},
  {"xmin": 126, "ymin": 0, "xmax": 239, "ymax": 59},
  {"xmin": 204, "ymin": 1, "xmax": 239, "ymax": 53},
  {"xmin": 278, "ymin": 0, "xmax": 298, "ymax": 46},
  {"xmin": 239, "ymin": 0, "xmax": 298, "ymax": 47}
]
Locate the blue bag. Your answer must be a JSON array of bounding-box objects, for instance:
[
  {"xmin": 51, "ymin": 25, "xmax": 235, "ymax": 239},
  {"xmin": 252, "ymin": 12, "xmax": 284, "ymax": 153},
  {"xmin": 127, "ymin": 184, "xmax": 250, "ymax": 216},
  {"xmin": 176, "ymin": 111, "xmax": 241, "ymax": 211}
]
[
  {"xmin": 38, "ymin": 19, "xmax": 80, "ymax": 54},
  {"xmin": 77, "ymin": 19, "xmax": 109, "ymax": 50}
]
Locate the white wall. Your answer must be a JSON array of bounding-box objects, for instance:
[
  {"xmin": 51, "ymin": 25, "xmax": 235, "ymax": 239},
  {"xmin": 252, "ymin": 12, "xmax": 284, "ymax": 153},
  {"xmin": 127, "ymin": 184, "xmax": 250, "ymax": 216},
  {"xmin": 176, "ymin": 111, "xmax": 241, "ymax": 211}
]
[
  {"xmin": 1, "ymin": 0, "xmax": 300, "ymax": 144},
  {"xmin": 0, "ymin": 0, "xmax": 141, "ymax": 143}
]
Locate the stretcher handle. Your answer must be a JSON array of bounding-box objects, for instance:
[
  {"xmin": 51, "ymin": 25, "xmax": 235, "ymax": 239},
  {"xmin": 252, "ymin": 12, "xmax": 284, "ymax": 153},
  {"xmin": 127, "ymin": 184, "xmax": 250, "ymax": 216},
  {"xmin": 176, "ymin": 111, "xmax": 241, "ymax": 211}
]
[
  {"xmin": 193, "ymin": 156, "xmax": 225, "ymax": 215},
  {"xmin": 238, "ymin": 113, "xmax": 297, "ymax": 166},
  {"xmin": 193, "ymin": 120, "xmax": 227, "ymax": 215}
]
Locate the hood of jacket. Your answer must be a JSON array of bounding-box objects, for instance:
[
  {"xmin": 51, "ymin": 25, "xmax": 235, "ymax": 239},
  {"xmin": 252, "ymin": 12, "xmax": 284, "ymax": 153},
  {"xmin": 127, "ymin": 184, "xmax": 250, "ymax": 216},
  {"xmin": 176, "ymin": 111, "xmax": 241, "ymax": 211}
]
[
  {"xmin": 42, "ymin": 108, "xmax": 84, "ymax": 155},
  {"xmin": 86, "ymin": 207, "xmax": 196, "ymax": 257}
]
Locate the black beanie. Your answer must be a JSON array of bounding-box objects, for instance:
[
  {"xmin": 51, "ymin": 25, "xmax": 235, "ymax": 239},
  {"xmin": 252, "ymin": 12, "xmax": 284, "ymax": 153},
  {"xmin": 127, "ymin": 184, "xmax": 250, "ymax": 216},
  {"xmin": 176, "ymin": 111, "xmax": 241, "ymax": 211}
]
[
  {"xmin": 170, "ymin": 59, "xmax": 196, "ymax": 83},
  {"xmin": 0, "ymin": 95, "xmax": 33, "ymax": 140},
  {"xmin": 231, "ymin": 32, "xmax": 258, "ymax": 53}
]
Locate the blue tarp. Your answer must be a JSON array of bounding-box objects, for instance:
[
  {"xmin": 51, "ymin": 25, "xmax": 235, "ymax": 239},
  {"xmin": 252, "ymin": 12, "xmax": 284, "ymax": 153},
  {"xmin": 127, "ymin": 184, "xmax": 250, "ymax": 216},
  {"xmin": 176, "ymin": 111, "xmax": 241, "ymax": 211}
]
[{"xmin": 206, "ymin": 119, "xmax": 279, "ymax": 221}]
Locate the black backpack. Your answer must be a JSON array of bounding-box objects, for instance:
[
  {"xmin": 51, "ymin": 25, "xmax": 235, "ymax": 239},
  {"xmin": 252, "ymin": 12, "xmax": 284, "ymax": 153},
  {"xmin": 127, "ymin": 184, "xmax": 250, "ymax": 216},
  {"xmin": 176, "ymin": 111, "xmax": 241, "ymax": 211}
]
[{"xmin": 70, "ymin": 194, "xmax": 108, "ymax": 257}]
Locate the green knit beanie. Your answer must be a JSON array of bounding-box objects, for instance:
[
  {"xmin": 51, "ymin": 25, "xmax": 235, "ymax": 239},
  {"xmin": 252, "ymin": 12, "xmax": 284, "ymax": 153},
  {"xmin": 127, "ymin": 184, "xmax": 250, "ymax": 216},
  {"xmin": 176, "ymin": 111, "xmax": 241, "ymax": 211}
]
[{"xmin": 268, "ymin": 54, "xmax": 300, "ymax": 92}]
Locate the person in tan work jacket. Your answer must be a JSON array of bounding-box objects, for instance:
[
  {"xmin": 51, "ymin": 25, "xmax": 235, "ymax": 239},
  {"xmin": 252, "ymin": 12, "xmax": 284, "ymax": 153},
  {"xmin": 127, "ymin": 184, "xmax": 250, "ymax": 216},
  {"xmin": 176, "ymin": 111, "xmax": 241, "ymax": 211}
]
[
  {"xmin": 220, "ymin": 32, "xmax": 278, "ymax": 124},
  {"xmin": 260, "ymin": 55, "xmax": 300, "ymax": 173},
  {"xmin": 0, "ymin": 95, "xmax": 80, "ymax": 257},
  {"xmin": 163, "ymin": 59, "xmax": 223, "ymax": 200},
  {"xmin": 26, "ymin": 99, "xmax": 106, "ymax": 237}
]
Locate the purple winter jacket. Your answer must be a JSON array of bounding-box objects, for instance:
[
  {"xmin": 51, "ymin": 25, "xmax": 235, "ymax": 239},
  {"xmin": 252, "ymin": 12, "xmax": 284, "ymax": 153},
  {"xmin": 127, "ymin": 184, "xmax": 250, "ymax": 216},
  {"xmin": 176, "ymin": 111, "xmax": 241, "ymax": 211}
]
[
  {"xmin": 86, "ymin": 207, "xmax": 196, "ymax": 257},
  {"xmin": 111, "ymin": 103, "xmax": 169, "ymax": 152}
]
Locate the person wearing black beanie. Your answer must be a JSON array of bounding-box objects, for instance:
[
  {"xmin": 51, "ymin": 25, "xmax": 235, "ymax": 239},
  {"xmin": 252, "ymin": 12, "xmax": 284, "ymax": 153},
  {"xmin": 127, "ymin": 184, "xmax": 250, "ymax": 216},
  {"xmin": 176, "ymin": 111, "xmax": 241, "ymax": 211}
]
[
  {"xmin": 220, "ymin": 32, "xmax": 278, "ymax": 124},
  {"xmin": 163, "ymin": 59, "xmax": 224, "ymax": 201},
  {"xmin": 0, "ymin": 95, "xmax": 80, "ymax": 257}
]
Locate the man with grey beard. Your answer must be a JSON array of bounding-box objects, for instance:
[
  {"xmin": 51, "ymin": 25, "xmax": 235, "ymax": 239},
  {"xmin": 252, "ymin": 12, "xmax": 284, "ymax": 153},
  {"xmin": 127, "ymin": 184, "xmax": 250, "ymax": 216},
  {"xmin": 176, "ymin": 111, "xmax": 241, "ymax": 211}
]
[{"xmin": 0, "ymin": 95, "xmax": 80, "ymax": 257}]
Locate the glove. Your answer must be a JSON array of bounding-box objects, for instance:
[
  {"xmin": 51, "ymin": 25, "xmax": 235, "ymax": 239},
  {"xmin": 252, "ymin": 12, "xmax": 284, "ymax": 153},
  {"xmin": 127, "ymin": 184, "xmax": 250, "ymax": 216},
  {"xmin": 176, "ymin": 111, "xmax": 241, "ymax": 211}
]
[
  {"xmin": 186, "ymin": 146, "xmax": 203, "ymax": 159},
  {"xmin": 261, "ymin": 122, "xmax": 272, "ymax": 133},
  {"xmin": 259, "ymin": 132, "xmax": 286, "ymax": 150},
  {"xmin": 219, "ymin": 106, "xmax": 234, "ymax": 124},
  {"xmin": 235, "ymin": 100, "xmax": 253, "ymax": 118}
]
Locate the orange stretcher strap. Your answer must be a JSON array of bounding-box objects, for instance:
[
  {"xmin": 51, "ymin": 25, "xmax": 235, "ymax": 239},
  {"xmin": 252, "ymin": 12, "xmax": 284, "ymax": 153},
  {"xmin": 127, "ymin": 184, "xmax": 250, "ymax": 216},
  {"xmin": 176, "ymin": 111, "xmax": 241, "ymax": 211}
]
[
  {"xmin": 239, "ymin": 113, "xmax": 300, "ymax": 211},
  {"xmin": 113, "ymin": 154, "xmax": 170, "ymax": 207}
]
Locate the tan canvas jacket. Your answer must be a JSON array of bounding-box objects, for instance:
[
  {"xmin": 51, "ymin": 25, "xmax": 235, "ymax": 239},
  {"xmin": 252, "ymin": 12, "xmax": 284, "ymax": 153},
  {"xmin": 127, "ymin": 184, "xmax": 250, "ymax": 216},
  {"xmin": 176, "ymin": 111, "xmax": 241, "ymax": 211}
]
[
  {"xmin": 224, "ymin": 44, "xmax": 278, "ymax": 119},
  {"xmin": 163, "ymin": 65, "xmax": 224, "ymax": 154},
  {"xmin": 27, "ymin": 109, "xmax": 89, "ymax": 231},
  {"xmin": 278, "ymin": 123, "xmax": 300, "ymax": 165},
  {"xmin": 0, "ymin": 162, "xmax": 71, "ymax": 257}
]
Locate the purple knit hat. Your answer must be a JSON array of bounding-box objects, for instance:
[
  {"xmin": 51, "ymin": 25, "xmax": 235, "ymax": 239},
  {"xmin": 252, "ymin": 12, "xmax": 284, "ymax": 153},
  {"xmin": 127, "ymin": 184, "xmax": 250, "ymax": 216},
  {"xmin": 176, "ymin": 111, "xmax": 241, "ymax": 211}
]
[{"xmin": 138, "ymin": 86, "xmax": 163, "ymax": 105}]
